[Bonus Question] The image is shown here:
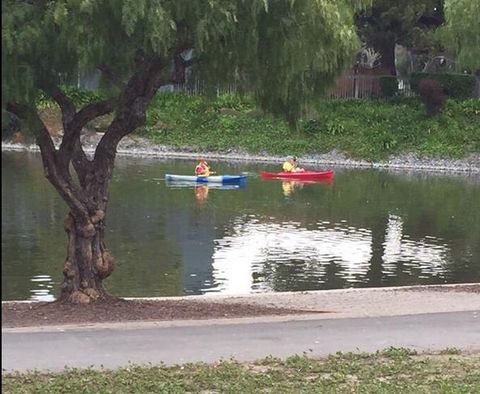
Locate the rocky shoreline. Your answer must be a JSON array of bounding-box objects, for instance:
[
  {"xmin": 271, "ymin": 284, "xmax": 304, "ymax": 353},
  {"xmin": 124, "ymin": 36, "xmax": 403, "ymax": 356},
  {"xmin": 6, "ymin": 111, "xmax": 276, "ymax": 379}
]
[{"xmin": 2, "ymin": 131, "xmax": 480, "ymax": 174}]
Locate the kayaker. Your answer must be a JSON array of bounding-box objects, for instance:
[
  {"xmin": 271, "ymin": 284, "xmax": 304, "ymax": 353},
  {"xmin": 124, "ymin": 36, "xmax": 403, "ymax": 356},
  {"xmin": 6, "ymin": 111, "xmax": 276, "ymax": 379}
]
[
  {"xmin": 195, "ymin": 159, "xmax": 212, "ymax": 176},
  {"xmin": 282, "ymin": 156, "xmax": 304, "ymax": 172}
]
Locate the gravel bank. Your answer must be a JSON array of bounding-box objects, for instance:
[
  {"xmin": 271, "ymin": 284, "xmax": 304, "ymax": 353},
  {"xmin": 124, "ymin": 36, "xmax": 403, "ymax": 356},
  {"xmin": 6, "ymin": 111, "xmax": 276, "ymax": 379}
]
[{"xmin": 2, "ymin": 132, "xmax": 480, "ymax": 174}]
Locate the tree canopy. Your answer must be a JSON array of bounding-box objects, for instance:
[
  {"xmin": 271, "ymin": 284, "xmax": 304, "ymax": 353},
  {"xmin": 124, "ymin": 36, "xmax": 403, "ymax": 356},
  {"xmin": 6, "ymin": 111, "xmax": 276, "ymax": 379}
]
[
  {"xmin": 440, "ymin": 0, "xmax": 480, "ymax": 71},
  {"xmin": 3, "ymin": 0, "xmax": 371, "ymax": 124},
  {"xmin": 356, "ymin": 0, "xmax": 443, "ymax": 74}
]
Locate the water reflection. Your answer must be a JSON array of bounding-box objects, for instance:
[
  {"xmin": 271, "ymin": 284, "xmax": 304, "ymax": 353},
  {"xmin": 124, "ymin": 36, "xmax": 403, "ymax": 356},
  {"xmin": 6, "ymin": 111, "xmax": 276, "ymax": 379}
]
[
  {"xmin": 2, "ymin": 151, "xmax": 479, "ymax": 300},
  {"xmin": 165, "ymin": 180, "xmax": 246, "ymax": 205},
  {"xmin": 281, "ymin": 181, "xmax": 304, "ymax": 196},
  {"xmin": 383, "ymin": 215, "xmax": 447, "ymax": 268},
  {"xmin": 205, "ymin": 215, "xmax": 449, "ymax": 294},
  {"xmin": 29, "ymin": 275, "xmax": 56, "ymax": 301},
  {"xmin": 195, "ymin": 185, "xmax": 209, "ymax": 204},
  {"xmin": 259, "ymin": 178, "xmax": 332, "ymax": 197}
]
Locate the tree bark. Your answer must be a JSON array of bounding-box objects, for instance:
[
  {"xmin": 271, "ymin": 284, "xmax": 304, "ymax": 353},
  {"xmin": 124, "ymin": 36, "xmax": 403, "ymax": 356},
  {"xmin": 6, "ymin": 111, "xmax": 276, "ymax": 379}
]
[
  {"xmin": 375, "ymin": 39, "xmax": 397, "ymax": 76},
  {"xmin": 61, "ymin": 210, "xmax": 114, "ymax": 303}
]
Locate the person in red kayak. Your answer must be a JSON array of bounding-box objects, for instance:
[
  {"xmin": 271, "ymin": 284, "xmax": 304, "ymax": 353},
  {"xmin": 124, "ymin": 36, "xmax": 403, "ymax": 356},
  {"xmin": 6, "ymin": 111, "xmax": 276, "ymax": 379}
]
[
  {"xmin": 195, "ymin": 159, "xmax": 214, "ymax": 176},
  {"xmin": 282, "ymin": 156, "xmax": 304, "ymax": 172}
]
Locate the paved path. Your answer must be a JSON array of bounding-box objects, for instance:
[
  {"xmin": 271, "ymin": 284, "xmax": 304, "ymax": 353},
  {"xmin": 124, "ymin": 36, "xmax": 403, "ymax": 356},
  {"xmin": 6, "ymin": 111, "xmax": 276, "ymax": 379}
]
[{"xmin": 3, "ymin": 311, "xmax": 479, "ymax": 372}]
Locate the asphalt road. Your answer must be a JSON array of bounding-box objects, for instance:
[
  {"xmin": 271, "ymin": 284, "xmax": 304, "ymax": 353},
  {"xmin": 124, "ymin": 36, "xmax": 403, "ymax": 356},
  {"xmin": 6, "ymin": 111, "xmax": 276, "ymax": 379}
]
[{"xmin": 2, "ymin": 311, "xmax": 480, "ymax": 372}]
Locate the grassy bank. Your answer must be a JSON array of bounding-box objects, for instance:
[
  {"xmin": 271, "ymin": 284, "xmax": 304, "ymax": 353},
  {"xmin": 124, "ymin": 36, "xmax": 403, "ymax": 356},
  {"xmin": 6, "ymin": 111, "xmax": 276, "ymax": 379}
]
[
  {"xmin": 140, "ymin": 93, "xmax": 480, "ymax": 161},
  {"xmin": 3, "ymin": 349, "xmax": 479, "ymax": 393}
]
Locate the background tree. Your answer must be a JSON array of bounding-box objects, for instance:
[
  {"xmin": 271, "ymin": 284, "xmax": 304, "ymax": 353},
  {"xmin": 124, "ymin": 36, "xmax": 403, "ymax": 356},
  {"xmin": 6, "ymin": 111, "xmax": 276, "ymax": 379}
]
[
  {"xmin": 2, "ymin": 0, "xmax": 370, "ymax": 303},
  {"xmin": 356, "ymin": 0, "xmax": 444, "ymax": 75},
  {"xmin": 439, "ymin": 0, "xmax": 480, "ymax": 73}
]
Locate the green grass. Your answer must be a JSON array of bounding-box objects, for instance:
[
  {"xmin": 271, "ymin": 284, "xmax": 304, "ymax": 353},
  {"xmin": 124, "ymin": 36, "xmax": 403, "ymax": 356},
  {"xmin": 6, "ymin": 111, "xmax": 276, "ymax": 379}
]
[
  {"xmin": 3, "ymin": 349, "xmax": 480, "ymax": 393},
  {"xmin": 138, "ymin": 93, "xmax": 480, "ymax": 161},
  {"xmin": 32, "ymin": 88, "xmax": 480, "ymax": 162}
]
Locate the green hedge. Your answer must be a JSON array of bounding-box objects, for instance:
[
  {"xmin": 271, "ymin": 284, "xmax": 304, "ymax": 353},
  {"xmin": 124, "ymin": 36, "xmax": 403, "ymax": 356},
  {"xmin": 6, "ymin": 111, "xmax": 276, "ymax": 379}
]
[
  {"xmin": 379, "ymin": 76, "xmax": 399, "ymax": 97},
  {"xmin": 410, "ymin": 73, "xmax": 475, "ymax": 99}
]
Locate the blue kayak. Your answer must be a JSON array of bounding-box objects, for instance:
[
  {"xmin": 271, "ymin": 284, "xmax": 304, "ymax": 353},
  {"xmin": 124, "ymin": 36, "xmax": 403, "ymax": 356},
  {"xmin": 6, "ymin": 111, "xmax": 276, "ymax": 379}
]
[{"xmin": 165, "ymin": 174, "xmax": 247, "ymax": 184}]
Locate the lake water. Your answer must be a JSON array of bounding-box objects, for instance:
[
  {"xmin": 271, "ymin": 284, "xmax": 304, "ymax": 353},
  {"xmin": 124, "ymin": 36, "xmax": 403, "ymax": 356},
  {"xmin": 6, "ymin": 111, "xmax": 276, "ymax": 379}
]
[{"xmin": 2, "ymin": 150, "xmax": 479, "ymax": 301}]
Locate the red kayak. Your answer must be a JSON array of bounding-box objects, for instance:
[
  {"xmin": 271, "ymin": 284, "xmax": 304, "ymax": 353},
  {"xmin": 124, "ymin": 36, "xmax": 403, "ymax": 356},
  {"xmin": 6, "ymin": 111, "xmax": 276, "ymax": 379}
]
[{"xmin": 260, "ymin": 170, "xmax": 334, "ymax": 180}]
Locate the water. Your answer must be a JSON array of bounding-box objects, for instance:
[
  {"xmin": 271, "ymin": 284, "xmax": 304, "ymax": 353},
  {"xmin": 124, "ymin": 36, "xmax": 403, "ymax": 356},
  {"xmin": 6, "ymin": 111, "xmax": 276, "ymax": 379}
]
[{"xmin": 2, "ymin": 150, "xmax": 479, "ymax": 301}]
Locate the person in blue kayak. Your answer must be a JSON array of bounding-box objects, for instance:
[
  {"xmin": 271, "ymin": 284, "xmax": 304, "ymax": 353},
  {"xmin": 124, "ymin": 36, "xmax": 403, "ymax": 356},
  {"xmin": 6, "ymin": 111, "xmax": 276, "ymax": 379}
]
[
  {"xmin": 282, "ymin": 156, "xmax": 304, "ymax": 172},
  {"xmin": 195, "ymin": 159, "xmax": 214, "ymax": 176}
]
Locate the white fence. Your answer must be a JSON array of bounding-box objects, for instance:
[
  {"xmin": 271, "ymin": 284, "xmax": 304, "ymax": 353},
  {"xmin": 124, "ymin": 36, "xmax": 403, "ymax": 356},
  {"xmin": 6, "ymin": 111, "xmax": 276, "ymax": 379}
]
[
  {"xmin": 326, "ymin": 75, "xmax": 414, "ymax": 99},
  {"xmin": 165, "ymin": 75, "xmax": 480, "ymax": 98},
  {"xmin": 165, "ymin": 75, "xmax": 415, "ymax": 99}
]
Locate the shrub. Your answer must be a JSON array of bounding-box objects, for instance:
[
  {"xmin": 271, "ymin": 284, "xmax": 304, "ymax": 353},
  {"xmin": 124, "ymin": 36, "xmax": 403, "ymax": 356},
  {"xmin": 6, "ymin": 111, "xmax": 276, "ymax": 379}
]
[
  {"xmin": 419, "ymin": 79, "xmax": 447, "ymax": 117},
  {"xmin": 379, "ymin": 76, "xmax": 398, "ymax": 98},
  {"xmin": 302, "ymin": 119, "xmax": 321, "ymax": 135},
  {"xmin": 411, "ymin": 73, "xmax": 475, "ymax": 99}
]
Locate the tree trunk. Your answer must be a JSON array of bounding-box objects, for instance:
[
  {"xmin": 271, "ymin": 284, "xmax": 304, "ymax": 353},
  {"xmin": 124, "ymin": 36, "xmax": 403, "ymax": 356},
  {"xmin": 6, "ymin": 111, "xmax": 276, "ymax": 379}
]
[
  {"xmin": 8, "ymin": 52, "xmax": 182, "ymax": 303},
  {"xmin": 60, "ymin": 210, "xmax": 114, "ymax": 303},
  {"xmin": 376, "ymin": 40, "xmax": 397, "ymax": 76}
]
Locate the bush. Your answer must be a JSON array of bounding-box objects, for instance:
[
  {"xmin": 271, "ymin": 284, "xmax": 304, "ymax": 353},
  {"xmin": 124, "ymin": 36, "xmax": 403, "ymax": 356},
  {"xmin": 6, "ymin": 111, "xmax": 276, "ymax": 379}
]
[
  {"xmin": 379, "ymin": 76, "xmax": 398, "ymax": 98},
  {"xmin": 419, "ymin": 79, "xmax": 447, "ymax": 117},
  {"xmin": 411, "ymin": 73, "xmax": 475, "ymax": 99}
]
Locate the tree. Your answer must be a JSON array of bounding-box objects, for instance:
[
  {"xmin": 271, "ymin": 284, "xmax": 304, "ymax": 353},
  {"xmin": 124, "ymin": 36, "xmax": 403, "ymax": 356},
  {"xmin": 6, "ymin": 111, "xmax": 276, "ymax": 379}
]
[
  {"xmin": 440, "ymin": 0, "xmax": 480, "ymax": 72},
  {"xmin": 356, "ymin": 0, "xmax": 443, "ymax": 75},
  {"xmin": 2, "ymin": 0, "xmax": 371, "ymax": 303}
]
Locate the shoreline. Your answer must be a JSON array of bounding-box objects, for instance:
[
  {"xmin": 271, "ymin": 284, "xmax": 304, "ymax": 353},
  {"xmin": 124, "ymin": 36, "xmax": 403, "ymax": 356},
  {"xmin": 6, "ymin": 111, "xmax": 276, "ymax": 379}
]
[
  {"xmin": 3, "ymin": 283, "xmax": 480, "ymax": 330},
  {"xmin": 2, "ymin": 135, "xmax": 480, "ymax": 174}
]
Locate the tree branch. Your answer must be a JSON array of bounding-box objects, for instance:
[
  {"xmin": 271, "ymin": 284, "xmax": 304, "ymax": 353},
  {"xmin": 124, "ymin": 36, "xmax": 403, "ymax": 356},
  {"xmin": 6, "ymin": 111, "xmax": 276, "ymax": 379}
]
[
  {"xmin": 66, "ymin": 98, "xmax": 116, "ymax": 187},
  {"xmin": 92, "ymin": 56, "xmax": 166, "ymax": 200},
  {"xmin": 42, "ymin": 85, "xmax": 76, "ymax": 126},
  {"xmin": 74, "ymin": 98, "xmax": 116, "ymax": 127},
  {"xmin": 6, "ymin": 102, "xmax": 90, "ymax": 223}
]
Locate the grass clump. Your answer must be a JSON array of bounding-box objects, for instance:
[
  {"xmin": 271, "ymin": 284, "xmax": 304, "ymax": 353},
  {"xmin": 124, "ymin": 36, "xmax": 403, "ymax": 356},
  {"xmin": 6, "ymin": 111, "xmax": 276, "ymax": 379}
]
[{"xmin": 3, "ymin": 349, "xmax": 480, "ymax": 393}]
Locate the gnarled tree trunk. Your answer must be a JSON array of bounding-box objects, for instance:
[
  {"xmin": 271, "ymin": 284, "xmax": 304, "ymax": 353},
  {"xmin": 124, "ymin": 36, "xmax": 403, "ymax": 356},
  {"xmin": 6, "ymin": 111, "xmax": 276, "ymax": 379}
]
[
  {"xmin": 7, "ymin": 49, "xmax": 192, "ymax": 303},
  {"xmin": 61, "ymin": 210, "xmax": 114, "ymax": 303}
]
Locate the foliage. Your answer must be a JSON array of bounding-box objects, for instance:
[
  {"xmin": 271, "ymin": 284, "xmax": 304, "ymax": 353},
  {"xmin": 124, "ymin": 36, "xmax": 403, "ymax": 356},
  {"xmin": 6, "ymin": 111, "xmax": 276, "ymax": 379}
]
[
  {"xmin": 419, "ymin": 79, "xmax": 447, "ymax": 117},
  {"xmin": 36, "ymin": 86, "xmax": 106, "ymax": 108},
  {"xmin": 379, "ymin": 76, "xmax": 399, "ymax": 97},
  {"xmin": 439, "ymin": 0, "xmax": 480, "ymax": 71},
  {"xmin": 355, "ymin": 0, "xmax": 443, "ymax": 74},
  {"xmin": 138, "ymin": 92, "xmax": 480, "ymax": 161},
  {"xmin": 3, "ymin": 350, "xmax": 480, "ymax": 393},
  {"xmin": 411, "ymin": 72, "xmax": 476, "ymax": 99},
  {"xmin": 2, "ymin": 0, "xmax": 373, "ymax": 126}
]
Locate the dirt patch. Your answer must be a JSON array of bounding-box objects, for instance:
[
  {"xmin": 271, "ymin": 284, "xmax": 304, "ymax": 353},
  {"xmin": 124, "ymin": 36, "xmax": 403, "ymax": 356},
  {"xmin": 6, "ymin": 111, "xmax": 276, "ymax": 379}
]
[
  {"xmin": 2, "ymin": 298, "xmax": 322, "ymax": 328},
  {"xmin": 396, "ymin": 284, "xmax": 480, "ymax": 293}
]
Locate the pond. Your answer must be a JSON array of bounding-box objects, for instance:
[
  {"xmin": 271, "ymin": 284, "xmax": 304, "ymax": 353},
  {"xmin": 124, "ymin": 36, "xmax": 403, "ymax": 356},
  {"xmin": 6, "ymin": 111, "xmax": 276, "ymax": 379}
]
[{"xmin": 2, "ymin": 150, "xmax": 479, "ymax": 301}]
